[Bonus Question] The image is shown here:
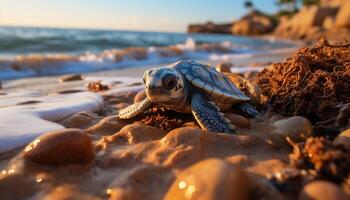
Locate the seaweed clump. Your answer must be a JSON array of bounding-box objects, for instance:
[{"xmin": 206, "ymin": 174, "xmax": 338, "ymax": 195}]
[
  {"xmin": 87, "ymin": 81, "xmax": 109, "ymax": 92},
  {"xmin": 139, "ymin": 105, "xmax": 193, "ymax": 132},
  {"xmin": 289, "ymin": 137, "xmax": 350, "ymax": 183},
  {"xmin": 257, "ymin": 37, "xmax": 350, "ymax": 135}
]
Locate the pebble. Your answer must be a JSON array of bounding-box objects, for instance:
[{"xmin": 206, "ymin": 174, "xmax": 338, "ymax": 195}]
[
  {"xmin": 23, "ymin": 129, "xmax": 95, "ymax": 165},
  {"xmin": 59, "ymin": 74, "xmax": 84, "ymax": 82},
  {"xmin": 133, "ymin": 90, "xmax": 147, "ymax": 103},
  {"xmin": 272, "ymin": 116, "xmax": 313, "ymax": 142},
  {"xmin": 164, "ymin": 158, "xmax": 281, "ymax": 200},
  {"xmin": 299, "ymin": 181, "xmax": 349, "ymax": 200},
  {"xmin": 224, "ymin": 113, "xmax": 251, "ymax": 128},
  {"xmin": 215, "ymin": 62, "xmax": 233, "ymax": 73},
  {"xmin": 333, "ymin": 129, "xmax": 350, "ymax": 147},
  {"xmin": 163, "ymin": 158, "xmax": 252, "ymax": 200}
]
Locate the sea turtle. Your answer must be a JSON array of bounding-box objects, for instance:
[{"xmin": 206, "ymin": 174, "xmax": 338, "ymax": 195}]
[{"xmin": 118, "ymin": 60, "xmax": 258, "ymax": 134}]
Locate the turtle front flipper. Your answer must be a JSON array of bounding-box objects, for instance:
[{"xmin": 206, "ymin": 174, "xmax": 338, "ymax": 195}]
[
  {"xmin": 191, "ymin": 93, "xmax": 236, "ymax": 134},
  {"xmin": 118, "ymin": 97, "xmax": 153, "ymax": 119}
]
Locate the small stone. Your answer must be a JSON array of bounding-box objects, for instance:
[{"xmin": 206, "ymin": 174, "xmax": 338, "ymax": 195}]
[
  {"xmin": 163, "ymin": 158, "xmax": 280, "ymax": 200},
  {"xmin": 86, "ymin": 116, "xmax": 126, "ymax": 135},
  {"xmin": 59, "ymin": 74, "xmax": 83, "ymax": 82},
  {"xmin": 224, "ymin": 113, "xmax": 251, "ymax": 128},
  {"xmin": 334, "ymin": 129, "xmax": 350, "ymax": 147},
  {"xmin": 134, "ymin": 90, "xmax": 147, "ymax": 103},
  {"xmin": 215, "ymin": 62, "xmax": 233, "ymax": 73},
  {"xmin": 164, "ymin": 158, "xmax": 251, "ymax": 200},
  {"xmin": 272, "ymin": 116, "xmax": 313, "ymax": 142},
  {"xmin": 23, "ymin": 129, "xmax": 94, "ymax": 165},
  {"xmin": 299, "ymin": 181, "xmax": 349, "ymax": 200}
]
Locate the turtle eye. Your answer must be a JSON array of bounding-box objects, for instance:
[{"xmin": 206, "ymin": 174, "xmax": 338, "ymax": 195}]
[{"xmin": 162, "ymin": 74, "xmax": 177, "ymax": 89}]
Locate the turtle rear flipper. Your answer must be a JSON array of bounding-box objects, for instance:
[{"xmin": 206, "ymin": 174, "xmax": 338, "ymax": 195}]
[
  {"xmin": 232, "ymin": 102, "xmax": 259, "ymax": 118},
  {"xmin": 191, "ymin": 93, "xmax": 236, "ymax": 134},
  {"xmin": 118, "ymin": 97, "xmax": 153, "ymax": 119}
]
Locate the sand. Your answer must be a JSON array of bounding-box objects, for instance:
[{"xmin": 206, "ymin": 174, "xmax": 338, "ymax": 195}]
[{"xmin": 0, "ymin": 45, "xmax": 349, "ymax": 200}]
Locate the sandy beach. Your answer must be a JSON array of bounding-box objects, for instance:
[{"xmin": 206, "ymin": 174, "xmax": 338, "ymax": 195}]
[{"xmin": 0, "ymin": 37, "xmax": 349, "ymax": 199}]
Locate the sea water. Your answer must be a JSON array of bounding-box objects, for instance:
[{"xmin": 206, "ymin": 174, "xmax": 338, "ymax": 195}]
[{"xmin": 0, "ymin": 26, "xmax": 296, "ymax": 80}]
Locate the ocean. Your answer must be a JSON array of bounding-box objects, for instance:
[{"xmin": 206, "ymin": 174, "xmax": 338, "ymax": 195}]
[{"xmin": 0, "ymin": 26, "xmax": 296, "ymax": 80}]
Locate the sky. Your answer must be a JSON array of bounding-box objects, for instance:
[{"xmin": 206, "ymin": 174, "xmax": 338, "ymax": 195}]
[{"xmin": 0, "ymin": 0, "xmax": 278, "ymax": 32}]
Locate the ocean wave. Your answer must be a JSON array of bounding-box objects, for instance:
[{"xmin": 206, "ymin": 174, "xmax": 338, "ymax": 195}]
[{"xmin": 0, "ymin": 38, "xmax": 268, "ymax": 80}]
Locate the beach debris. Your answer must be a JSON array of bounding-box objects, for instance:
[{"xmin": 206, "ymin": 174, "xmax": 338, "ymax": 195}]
[
  {"xmin": 22, "ymin": 129, "xmax": 95, "ymax": 165},
  {"xmin": 272, "ymin": 116, "xmax": 313, "ymax": 142},
  {"xmin": 86, "ymin": 80, "xmax": 109, "ymax": 92},
  {"xmin": 118, "ymin": 60, "xmax": 257, "ymax": 134},
  {"xmin": 288, "ymin": 137, "xmax": 350, "ymax": 183},
  {"xmin": 299, "ymin": 181, "xmax": 349, "ymax": 200},
  {"xmin": 59, "ymin": 74, "xmax": 84, "ymax": 82},
  {"xmin": 258, "ymin": 37, "xmax": 350, "ymax": 136},
  {"xmin": 215, "ymin": 62, "xmax": 233, "ymax": 73},
  {"xmin": 267, "ymin": 168, "xmax": 313, "ymax": 197}
]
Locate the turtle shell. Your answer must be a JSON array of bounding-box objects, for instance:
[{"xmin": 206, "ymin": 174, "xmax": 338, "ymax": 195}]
[{"xmin": 173, "ymin": 60, "xmax": 250, "ymax": 103}]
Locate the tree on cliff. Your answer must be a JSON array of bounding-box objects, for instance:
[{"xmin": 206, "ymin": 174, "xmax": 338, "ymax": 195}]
[
  {"xmin": 244, "ymin": 0, "xmax": 254, "ymax": 12},
  {"xmin": 276, "ymin": 0, "xmax": 298, "ymax": 12},
  {"xmin": 302, "ymin": 0, "xmax": 319, "ymax": 5}
]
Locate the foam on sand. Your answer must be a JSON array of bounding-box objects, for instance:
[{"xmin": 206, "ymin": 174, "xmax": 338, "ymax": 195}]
[
  {"xmin": 0, "ymin": 75, "xmax": 147, "ymax": 153},
  {"xmin": 0, "ymin": 92, "xmax": 103, "ymax": 153}
]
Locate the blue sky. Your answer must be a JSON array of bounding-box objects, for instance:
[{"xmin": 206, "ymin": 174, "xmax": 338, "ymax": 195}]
[{"xmin": 0, "ymin": 0, "xmax": 278, "ymax": 32}]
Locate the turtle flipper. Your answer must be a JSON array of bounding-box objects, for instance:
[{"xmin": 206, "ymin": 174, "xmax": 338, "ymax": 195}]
[
  {"xmin": 191, "ymin": 93, "xmax": 236, "ymax": 134},
  {"xmin": 233, "ymin": 102, "xmax": 259, "ymax": 118},
  {"xmin": 118, "ymin": 97, "xmax": 153, "ymax": 119}
]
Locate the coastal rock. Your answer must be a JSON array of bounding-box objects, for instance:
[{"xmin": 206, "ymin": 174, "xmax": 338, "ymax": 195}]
[
  {"xmin": 224, "ymin": 113, "xmax": 251, "ymax": 128},
  {"xmin": 60, "ymin": 111, "xmax": 100, "ymax": 129},
  {"xmin": 335, "ymin": 1, "xmax": 350, "ymax": 28},
  {"xmin": 86, "ymin": 115, "xmax": 126, "ymax": 135},
  {"xmin": 333, "ymin": 129, "xmax": 350, "ymax": 147},
  {"xmin": 299, "ymin": 181, "xmax": 349, "ymax": 200},
  {"xmin": 23, "ymin": 129, "xmax": 95, "ymax": 165},
  {"xmin": 188, "ymin": 22, "xmax": 232, "ymax": 34},
  {"xmin": 215, "ymin": 62, "xmax": 232, "ymax": 73},
  {"xmin": 59, "ymin": 74, "xmax": 83, "ymax": 82},
  {"xmin": 134, "ymin": 90, "xmax": 147, "ymax": 103},
  {"xmin": 272, "ymin": 116, "xmax": 313, "ymax": 142},
  {"xmin": 323, "ymin": 16, "xmax": 336, "ymax": 30},
  {"xmin": 274, "ymin": 5, "xmax": 338, "ymax": 39},
  {"xmin": 164, "ymin": 159, "xmax": 252, "ymax": 200},
  {"xmin": 232, "ymin": 11, "xmax": 275, "ymax": 35}
]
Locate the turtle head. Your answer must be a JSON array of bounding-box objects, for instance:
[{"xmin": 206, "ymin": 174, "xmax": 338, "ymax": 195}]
[{"xmin": 143, "ymin": 67, "xmax": 187, "ymax": 106}]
